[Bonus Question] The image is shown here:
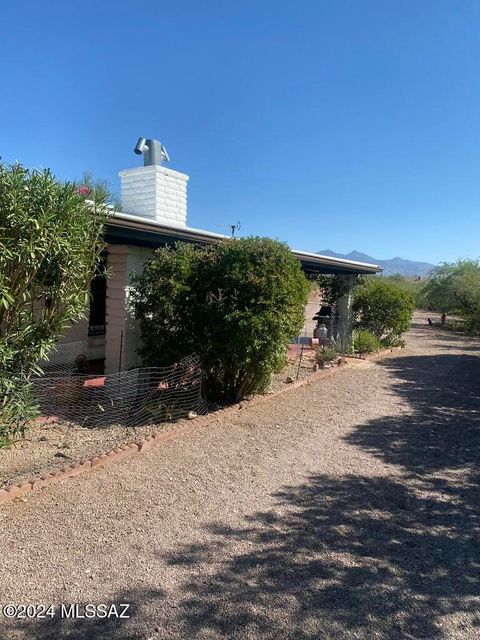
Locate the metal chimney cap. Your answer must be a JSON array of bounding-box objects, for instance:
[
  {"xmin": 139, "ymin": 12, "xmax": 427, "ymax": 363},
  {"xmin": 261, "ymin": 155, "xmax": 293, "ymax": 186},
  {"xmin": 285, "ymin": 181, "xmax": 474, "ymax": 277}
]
[
  {"xmin": 134, "ymin": 137, "xmax": 147, "ymax": 155},
  {"xmin": 133, "ymin": 137, "xmax": 170, "ymax": 167}
]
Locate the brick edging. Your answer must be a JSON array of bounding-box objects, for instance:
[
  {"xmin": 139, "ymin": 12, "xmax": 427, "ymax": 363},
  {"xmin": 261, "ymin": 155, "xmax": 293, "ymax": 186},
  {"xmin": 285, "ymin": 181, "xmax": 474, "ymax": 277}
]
[{"xmin": 0, "ymin": 354, "xmax": 383, "ymax": 507}]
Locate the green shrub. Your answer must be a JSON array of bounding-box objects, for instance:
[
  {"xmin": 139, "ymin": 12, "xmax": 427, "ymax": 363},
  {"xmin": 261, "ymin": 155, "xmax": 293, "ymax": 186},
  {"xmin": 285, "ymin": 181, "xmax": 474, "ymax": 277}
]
[
  {"xmin": 0, "ymin": 163, "xmax": 108, "ymax": 445},
  {"xmin": 353, "ymin": 277, "xmax": 415, "ymax": 345},
  {"xmin": 315, "ymin": 346, "xmax": 338, "ymax": 368},
  {"xmin": 132, "ymin": 237, "xmax": 309, "ymax": 402},
  {"xmin": 353, "ymin": 329, "xmax": 381, "ymax": 353}
]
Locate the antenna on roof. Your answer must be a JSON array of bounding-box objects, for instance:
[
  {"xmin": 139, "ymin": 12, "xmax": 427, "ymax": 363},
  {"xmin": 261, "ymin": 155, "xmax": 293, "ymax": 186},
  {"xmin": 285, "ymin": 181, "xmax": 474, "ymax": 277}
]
[
  {"xmin": 219, "ymin": 221, "xmax": 241, "ymax": 237},
  {"xmin": 134, "ymin": 137, "xmax": 170, "ymax": 167}
]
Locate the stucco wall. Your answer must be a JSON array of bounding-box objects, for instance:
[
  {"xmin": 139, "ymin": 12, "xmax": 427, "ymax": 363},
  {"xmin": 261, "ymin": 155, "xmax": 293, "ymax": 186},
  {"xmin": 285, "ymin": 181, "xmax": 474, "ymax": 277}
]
[
  {"xmin": 302, "ymin": 290, "xmax": 321, "ymax": 337},
  {"xmin": 55, "ymin": 309, "xmax": 105, "ymax": 361},
  {"xmin": 104, "ymin": 245, "xmax": 154, "ymax": 374},
  {"xmin": 124, "ymin": 246, "xmax": 154, "ymax": 370}
]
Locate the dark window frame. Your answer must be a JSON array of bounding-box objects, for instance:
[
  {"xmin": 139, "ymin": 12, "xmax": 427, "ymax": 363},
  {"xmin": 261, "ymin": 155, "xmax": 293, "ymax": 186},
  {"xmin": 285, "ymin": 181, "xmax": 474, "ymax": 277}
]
[{"xmin": 88, "ymin": 253, "xmax": 107, "ymax": 337}]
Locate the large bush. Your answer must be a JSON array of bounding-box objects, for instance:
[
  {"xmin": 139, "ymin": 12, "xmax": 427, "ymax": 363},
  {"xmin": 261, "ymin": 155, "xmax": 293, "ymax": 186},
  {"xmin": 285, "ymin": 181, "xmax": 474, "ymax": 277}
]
[
  {"xmin": 132, "ymin": 237, "xmax": 309, "ymax": 402},
  {"xmin": 353, "ymin": 277, "xmax": 415, "ymax": 346},
  {"xmin": 0, "ymin": 163, "xmax": 108, "ymax": 445}
]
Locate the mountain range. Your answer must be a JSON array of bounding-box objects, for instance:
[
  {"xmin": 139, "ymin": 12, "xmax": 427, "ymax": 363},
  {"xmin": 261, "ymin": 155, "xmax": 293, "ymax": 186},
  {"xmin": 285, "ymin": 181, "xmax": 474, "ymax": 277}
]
[{"xmin": 318, "ymin": 250, "xmax": 435, "ymax": 277}]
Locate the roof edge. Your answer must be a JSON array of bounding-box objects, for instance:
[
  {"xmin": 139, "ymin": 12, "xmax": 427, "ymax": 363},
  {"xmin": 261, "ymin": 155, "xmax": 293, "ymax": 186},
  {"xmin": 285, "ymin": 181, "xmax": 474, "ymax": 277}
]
[
  {"xmin": 107, "ymin": 212, "xmax": 383, "ymax": 274},
  {"xmin": 292, "ymin": 249, "xmax": 382, "ymax": 273}
]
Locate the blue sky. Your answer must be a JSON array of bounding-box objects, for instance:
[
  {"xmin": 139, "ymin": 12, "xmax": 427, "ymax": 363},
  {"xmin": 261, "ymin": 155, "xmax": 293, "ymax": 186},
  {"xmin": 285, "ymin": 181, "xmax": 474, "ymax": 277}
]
[{"xmin": 1, "ymin": 1, "xmax": 479, "ymax": 264}]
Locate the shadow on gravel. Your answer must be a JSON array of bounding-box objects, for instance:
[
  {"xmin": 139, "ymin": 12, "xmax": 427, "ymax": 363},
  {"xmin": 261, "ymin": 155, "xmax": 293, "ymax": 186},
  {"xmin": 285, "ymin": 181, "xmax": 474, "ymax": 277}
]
[
  {"xmin": 161, "ymin": 336, "xmax": 480, "ymax": 639},
  {"xmin": 431, "ymin": 343, "xmax": 480, "ymax": 352},
  {"xmin": 163, "ymin": 472, "xmax": 480, "ymax": 639},
  {"xmin": 346, "ymin": 350, "xmax": 480, "ymax": 474},
  {"xmin": 423, "ymin": 328, "xmax": 480, "ymax": 352}
]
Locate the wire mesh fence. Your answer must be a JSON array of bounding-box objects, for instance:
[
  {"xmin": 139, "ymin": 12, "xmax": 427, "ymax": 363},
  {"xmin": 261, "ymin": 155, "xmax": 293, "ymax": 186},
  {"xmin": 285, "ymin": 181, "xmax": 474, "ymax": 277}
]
[
  {"xmin": 31, "ymin": 354, "xmax": 207, "ymax": 428},
  {"xmin": 37, "ymin": 340, "xmax": 87, "ymax": 374},
  {"xmin": 285, "ymin": 317, "xmax": 351, "ymax": 382},
  {"xmin": 290, "ymin": 319, "xmax": 350, "ymax": 354},
  {"xmin": 314, "ymin": 319, "xmax": 349, "ymax": 351}
]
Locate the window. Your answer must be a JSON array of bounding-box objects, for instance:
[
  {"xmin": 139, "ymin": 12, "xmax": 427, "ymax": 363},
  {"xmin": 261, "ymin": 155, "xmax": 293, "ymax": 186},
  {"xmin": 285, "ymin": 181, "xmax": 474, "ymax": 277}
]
[{"xmin": 88, "ymin": 254, "xmax": 107, "ymax": 336}]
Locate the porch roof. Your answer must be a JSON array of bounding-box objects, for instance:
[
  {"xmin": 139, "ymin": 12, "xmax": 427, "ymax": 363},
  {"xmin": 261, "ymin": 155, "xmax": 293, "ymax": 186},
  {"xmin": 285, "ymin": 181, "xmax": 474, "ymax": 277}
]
[{"xmin": 105, "ymin": 212, "xmax": 382, "ymax": 276}]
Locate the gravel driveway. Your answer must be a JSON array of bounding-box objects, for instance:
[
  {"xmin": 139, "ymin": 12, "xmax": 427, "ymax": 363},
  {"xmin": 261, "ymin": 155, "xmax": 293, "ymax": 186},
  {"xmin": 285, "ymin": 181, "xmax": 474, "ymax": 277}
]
[{"xmin": 1, "ymin": 312, "xmax": 479, "ymax": 639}]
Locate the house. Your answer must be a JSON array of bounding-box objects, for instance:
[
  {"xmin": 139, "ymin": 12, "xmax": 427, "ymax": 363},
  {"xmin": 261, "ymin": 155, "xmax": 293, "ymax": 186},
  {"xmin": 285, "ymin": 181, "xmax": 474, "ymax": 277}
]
[{"xmin": 63, "ymin": 139, "xmax": 382, "ymax": 373}]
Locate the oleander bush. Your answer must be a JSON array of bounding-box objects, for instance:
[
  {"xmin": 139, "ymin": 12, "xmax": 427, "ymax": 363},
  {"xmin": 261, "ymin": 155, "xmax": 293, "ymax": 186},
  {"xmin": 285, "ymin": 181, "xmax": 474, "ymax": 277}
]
[{"xmin": 0, "ymin": 163, "xmax": 108, "ymax": 445}]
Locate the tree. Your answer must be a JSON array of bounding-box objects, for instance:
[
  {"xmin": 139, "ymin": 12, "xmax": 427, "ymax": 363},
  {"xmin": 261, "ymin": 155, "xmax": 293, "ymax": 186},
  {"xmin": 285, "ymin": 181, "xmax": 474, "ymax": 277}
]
[
  {"xmin": 420, "ymin": 259, "xmax": 480, "ymax": 332},
  {"xmin": 132, "ymin": 237, "xmax": 309, "ymax": 402},
  {"xmin": 383, "ymin": 273, "xmax": 426, "ymax": 307},
  {"xmin": 353, "ymin": 277, "xmax": 415, "ymax": 345},
  {"xmin": 75, "ymin": 171, "xmax": 121, "ymax": 210},
  {"xmin": 0, "ymin": 163, "xmax": 108, "ymax": 445}
]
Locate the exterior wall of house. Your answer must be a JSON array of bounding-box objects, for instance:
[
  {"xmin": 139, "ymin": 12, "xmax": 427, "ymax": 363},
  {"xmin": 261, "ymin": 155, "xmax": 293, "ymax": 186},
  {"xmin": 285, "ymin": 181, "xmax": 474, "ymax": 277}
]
[
  {"xmin": 124, "ymin": 246, "xmax": 154, "ymax": 369},
  {"xmin": 62, "ymin": 316, "xmax": 88, "ymax": 343},
  {"xmin": 302, "ymin": 290, "xmax": 321, "ymax": 337},
  {"xmin": 59, "ymin": 309, "xmax": 106, "ymax": 361},
  {"xmin": 104, "ymin": 244, "xmax": 154, "ymax": 374},
  {"xmin": 54, "ymin": 243, "xmax": 154, "ymax": 373}
]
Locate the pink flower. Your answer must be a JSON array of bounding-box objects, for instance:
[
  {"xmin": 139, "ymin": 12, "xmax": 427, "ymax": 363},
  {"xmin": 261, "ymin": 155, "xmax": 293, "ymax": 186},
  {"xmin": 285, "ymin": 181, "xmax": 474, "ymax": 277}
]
[{"xmin": 76, "ymin": 186, "xmax": 90, "ymax": 196}]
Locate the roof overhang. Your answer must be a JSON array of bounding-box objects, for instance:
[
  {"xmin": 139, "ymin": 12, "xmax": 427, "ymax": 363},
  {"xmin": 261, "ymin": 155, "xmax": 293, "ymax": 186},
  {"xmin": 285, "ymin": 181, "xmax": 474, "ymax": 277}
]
[{"xmin": 105, "ymin": 212, "xmax": 382, "ymax": 276}]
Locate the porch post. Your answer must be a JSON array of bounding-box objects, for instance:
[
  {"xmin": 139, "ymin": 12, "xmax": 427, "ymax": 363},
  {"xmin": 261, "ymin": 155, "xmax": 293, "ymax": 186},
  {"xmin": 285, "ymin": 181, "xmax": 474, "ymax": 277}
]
[
  {"xmin": 104, "ymin": 245, "xmax": 129, "ymax": 374},
  {"xmin": 104, "ymin": 245, "xmax": 155, "ymax": 374},
  {"xmin": 336, "ymin": 274, "xmax": 358, "ymax": 352}
]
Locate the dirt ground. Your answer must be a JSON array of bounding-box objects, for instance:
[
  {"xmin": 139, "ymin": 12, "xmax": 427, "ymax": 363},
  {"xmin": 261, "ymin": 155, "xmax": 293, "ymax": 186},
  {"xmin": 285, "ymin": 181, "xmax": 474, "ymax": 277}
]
[{"xmin": 1, "ymin": 311, "xmax": 479, "ymax": 639}]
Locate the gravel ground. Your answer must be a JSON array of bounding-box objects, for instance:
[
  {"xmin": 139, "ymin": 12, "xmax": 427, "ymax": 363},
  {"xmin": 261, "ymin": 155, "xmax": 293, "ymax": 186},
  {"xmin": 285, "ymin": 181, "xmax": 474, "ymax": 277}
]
[
  {"xmin": 0, "ymin": 420, "xmax": 168, "ymax": 490},
  {"xmin": 1, "ymin": 311, "xmax": 480, "ymax": 640}
]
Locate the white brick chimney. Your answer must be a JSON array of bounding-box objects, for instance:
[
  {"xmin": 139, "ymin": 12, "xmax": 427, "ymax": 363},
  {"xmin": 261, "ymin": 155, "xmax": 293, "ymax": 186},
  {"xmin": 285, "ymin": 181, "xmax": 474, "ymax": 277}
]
[{"xmin": 119, "ymin": 165, "xmax": 189, "ymax": 228}]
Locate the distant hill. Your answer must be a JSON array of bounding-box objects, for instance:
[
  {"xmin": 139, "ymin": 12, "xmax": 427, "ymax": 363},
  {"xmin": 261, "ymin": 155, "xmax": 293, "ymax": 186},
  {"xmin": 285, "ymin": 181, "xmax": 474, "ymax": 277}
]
[{"xmin": 318, "ymin": 249, "xmax": 435, "ymax": 277}]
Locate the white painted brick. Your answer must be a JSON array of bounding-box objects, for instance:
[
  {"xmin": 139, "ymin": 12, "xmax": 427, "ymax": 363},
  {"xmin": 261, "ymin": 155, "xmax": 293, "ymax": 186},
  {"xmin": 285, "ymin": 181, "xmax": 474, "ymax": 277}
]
[{"xmin": 119, "ymin": 165, "xmax": 188, "ymax": 227}]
